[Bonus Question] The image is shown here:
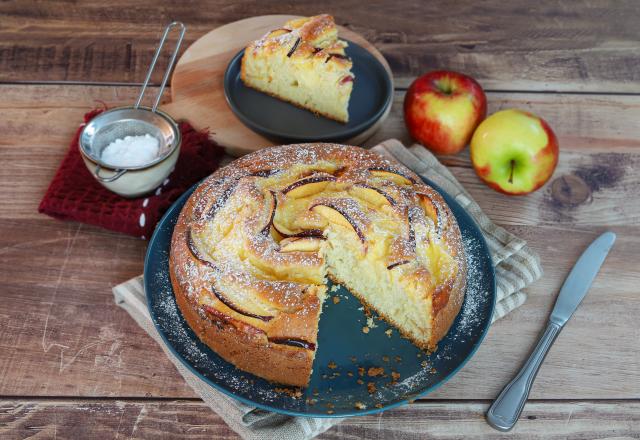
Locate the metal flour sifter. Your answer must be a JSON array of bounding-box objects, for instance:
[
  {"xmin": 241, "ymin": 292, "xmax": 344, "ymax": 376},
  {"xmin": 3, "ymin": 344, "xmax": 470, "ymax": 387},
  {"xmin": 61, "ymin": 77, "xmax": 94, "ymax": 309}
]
[{"xmin": 79, "ymin": 21, "xmax": 186, "ymax": 198}]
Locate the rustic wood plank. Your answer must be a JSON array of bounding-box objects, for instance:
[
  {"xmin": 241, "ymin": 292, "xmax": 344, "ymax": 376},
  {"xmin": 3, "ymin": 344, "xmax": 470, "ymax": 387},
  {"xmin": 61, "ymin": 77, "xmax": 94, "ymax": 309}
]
[
  {"xmin": 4, "ymin": 220, "xmax": 637, "ymax": 399},
  {"xmin": 1, "ymin": 1, "xmax": 640, "ymax": 92},
  {"xmin": 0, "ymin": 220, "xmax": 195, "ymax": 398},
  {"xmin": 0, "ymin": 84, "xmax": 638, "ymax": 400},
  {"xmin": 2, "ymin": 85, "xmax": 639, "ymax": 226},
  {"xmin": 327, "ymin": 401, "xmax": 640, "ymax": 439},
  {"xmin": 0, "ymin": 85, "xmax": 169, "ymax": 221},
  {"xmin": 370, "ymin": 92, "xmax": 640, "ymax": 227},
  {"xmin": 0, "ymin": 399, "xmax": 638, "ymax": 439}
]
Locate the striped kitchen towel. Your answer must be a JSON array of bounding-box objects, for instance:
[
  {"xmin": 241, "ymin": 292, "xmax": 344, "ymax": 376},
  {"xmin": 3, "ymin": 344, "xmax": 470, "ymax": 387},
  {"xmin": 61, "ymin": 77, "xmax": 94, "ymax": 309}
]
[{"xmin": 113, "ymin": 138, "xmax": 542, "ymax": 440}]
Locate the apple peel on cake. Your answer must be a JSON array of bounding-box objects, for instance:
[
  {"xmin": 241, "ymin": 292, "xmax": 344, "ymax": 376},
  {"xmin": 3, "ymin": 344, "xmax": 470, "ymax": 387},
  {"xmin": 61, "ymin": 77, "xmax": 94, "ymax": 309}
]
[
  {"xmin": 240, "ymin": 15, "xmax": 354, "ymax": 123},
  {"xmin": 170, "ymin": 143, "xmax": 466, "ymax": 387}
]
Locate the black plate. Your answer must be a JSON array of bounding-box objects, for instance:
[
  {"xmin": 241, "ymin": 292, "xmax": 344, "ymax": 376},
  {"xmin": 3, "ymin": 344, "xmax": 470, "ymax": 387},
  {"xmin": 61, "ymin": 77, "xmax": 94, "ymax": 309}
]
[
  {"xmin": 223, "ymin": 40, "xmax": 393, "ymax": 143},
  {"xmin": 144, "ymin": 178, "xmax": 496, "ymax": 418}
]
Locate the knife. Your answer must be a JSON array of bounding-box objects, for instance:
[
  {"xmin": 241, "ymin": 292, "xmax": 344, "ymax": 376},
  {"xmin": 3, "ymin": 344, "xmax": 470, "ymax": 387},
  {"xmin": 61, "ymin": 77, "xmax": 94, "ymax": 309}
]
[{"xmin": 486, "ymin": 231, "xmax": 616, "ymax": 432}]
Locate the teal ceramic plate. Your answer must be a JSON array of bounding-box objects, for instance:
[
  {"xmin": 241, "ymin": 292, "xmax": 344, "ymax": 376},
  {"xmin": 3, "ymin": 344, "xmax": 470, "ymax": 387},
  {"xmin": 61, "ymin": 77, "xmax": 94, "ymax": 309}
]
[{"xmin": 145, "ymin": 178, "xmax": 495, "ymax": 417}]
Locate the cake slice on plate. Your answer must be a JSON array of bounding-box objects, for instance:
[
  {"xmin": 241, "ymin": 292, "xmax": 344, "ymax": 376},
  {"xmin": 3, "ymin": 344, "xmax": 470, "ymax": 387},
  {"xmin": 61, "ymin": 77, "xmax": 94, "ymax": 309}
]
[{"xmin": 241, "ymin": 14, "xmax": 354, "ymax": 123}]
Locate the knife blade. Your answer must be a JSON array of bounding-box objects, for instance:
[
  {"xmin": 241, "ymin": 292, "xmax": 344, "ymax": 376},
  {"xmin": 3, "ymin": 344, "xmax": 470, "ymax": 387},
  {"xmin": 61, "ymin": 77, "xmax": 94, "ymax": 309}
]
[
  {"xmin": 486, "ymin": 231, "xmax": 616, "ymax": 432},
  {"xmin": 550, "ymin": 231, "xmax": 617, "ymax": 326}
]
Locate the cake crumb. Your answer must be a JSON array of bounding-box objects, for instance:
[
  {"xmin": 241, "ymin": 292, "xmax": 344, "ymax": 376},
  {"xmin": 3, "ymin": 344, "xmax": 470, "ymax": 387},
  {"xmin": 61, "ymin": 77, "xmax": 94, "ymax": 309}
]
[
  {"xmin": 366, "ymin": 316, "xmax": 377, "ymax": 329},
  {"xmin": 274, "ymin": 387, "xmax": 302, "ymax": 398},
  {"xmin": 332, "ymin": 296, "xmax": 340, "ymax": 304},
  {"xmin": 326, "ymin": 402, "xmax": 334, "ymax": 408},
  {"xmin": 362, "ymin": 326, "xmax": 370, "ymax": 334},
  {"xmin": 375, "ymin": 403, "xmax": 383, "ymax": 409},
  {"xmin": 347, "ymin": 371, "xmax": 354, "ymax": 377},
  {"xmin": 385, "ymin": 329, "xmax": 393, "ymax": 337},
  {"xmin": 357, "ymin": 379, "xmax": 364, "ymax": 385},
  {"xmin": 354, "ymin": 401, "xmax": 366, "ymax": 410},
  {"xmin": 421, "ymin": 360, "xmax": 428, "ymax": 368},
  {"xmin": 327, "ymin": 410, "xmax": 334, "ymax": 414},
  {"xmin": 367, "ymin": 382, "xmax": 377, "ymax": 394},
  {"xmin": 357, "ymin": 367, "xmax": 365, "ymax": 377},
  {"xmin": 391, "ymin": 371, "xmax": 401, "ymax": 384},
  {"xmin": 382, "ymin": 355, "xmax": 390, "ymax": 363},
  {"xmin": 330, "ymin": 284, "xmax": 340, "ymax": 292},
  {"xmin": 394, "ymin": 356, "xmax": 402, "ymax": 363},
  {"xmin": 368, "ymin": 367, "xmax": 384, "ymax": 377},
  {"xmin": 350, "ymin": 356, "xmax": 357, "ymax": 363},
  {"xmin": 328, "ymin": 361, "xmax": 337, "ymax": 369}
]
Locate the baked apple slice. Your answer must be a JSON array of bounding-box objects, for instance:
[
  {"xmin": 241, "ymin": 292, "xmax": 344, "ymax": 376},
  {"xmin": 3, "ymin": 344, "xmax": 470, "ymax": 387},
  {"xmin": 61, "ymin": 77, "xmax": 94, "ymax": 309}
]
[
  {"xmin": 202, "ymin": 182, "xmax": 237, "ymax": 220},
  {"xmin": 280, "ymin": 236, "xmax": 325, "ymax": 252},
  {"xmin": 209, "ymin": 284, "xmax": 274, "ymax": 322},
  {"xmin": 267, "ymin": 337, "xmax": 316, "ymax": 350},
  {"xmin": 251, "ymin": 168, "xmax": 281, "ymax": 178},
  {"xmin": 267, "ymin": 28, "xmax": 292, "ymax": 38},
  {"xmin": 309, "ymin": 199, "xmax": 367, "ymax": 244},
  {"xmin": 415, "ymin": 187, "xmax": 446, "ymax": 236},
  {"xmin": 368, "ymin": 167, "xmax": 415, "ymax": 186},
  {"xmin": 282, "ymin": 175, "xmax": 336, "ymax": 199},
  {"xmin": 387, "ymin": 260, "xmax": 411, "ymax": 270},
  {"xmin": 386, "ymin": 221, "xmax": 416, "ymax": 270},
  {"xmin": 272, "ymin": 218, "xmax": 323, "ymax": 239},
  {"xmin": 260, "ymin": 190, "xmax": 278, "ymax": 236},
  {"xmin": 348, "ymin": 183, "xmax": 395, "ymax": 207},
  {"xmin": 418, "ymin": 194, "xmax": 438, "ymax": 228},
  {"xmin": 186, "ymin": 229, "xmax": 217, "ymax": 270}
]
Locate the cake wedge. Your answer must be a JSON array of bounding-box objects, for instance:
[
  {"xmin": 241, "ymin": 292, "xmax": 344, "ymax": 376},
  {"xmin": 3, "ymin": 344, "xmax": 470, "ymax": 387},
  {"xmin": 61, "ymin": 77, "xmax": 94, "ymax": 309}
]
[{"xmin": 240, "ymin": 15, "xmax": 354, "ymax": 123}]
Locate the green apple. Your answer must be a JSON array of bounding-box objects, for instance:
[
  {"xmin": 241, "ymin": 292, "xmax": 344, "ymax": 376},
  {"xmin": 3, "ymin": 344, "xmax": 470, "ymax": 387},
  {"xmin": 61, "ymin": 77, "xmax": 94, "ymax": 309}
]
[{"xmin": 470, "ymin": 109, "xmax": 559, "ymax": 195}]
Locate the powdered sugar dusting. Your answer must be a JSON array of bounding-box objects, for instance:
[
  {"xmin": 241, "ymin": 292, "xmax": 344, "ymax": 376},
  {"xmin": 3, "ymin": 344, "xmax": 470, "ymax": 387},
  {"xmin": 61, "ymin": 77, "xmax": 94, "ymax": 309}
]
[
  {"xmin": 455, "ymin": 233, "xmax": 486, "ymax": 333},
  {"xmin": 147, "ymin": 143, "xmax": 495, "ymax": 415},
  {"xmin": 386, "ymin": 230, "xmax": 489, "ymax": 397},
  {"xmin": 152, "ymin": 260, "xmax": 284, "ymax": 403}
]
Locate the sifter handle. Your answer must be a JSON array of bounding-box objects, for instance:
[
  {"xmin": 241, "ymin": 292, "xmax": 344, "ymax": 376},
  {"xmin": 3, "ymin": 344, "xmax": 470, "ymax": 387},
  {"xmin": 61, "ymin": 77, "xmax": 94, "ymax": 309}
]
[{"xmin": 135, "ymin": 21, "xmax": 186, "ymax": 112}]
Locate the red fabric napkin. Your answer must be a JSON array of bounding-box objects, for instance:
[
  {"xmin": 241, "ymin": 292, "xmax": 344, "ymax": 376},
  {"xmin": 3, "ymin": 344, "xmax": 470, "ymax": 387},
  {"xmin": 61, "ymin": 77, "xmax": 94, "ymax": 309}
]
[{"xmin": 39, "ymin": 108, "xmax": 224, "ymax": 239}]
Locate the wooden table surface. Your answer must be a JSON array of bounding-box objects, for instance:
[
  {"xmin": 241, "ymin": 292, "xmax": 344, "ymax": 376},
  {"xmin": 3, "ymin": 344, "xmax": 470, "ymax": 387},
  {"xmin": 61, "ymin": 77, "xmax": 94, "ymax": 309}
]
[{"xmin": 1, "ymin": 1, "xmax": 639, "ymax": 438}]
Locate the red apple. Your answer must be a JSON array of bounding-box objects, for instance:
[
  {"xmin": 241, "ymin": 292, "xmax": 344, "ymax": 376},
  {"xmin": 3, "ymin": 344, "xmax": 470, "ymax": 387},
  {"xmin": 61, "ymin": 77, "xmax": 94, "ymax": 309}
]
[
  {"xmin": 470, "ymin": 109, "xmax": 559, "ymax": 195},
  {"xmin": 404, "ymin": 70, "xmax": 487, "ymax": 155}
]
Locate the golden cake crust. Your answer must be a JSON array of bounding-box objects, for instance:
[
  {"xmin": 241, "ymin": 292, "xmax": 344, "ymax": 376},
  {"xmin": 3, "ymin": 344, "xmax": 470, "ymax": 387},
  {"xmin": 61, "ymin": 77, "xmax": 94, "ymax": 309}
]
[
  {"xmin": 169, "ymin": 143, "xmax": 467, "ymax": 387},
  {"xmin": 170, "ymin": 258, "xmax": 315, "ymax": 387}
]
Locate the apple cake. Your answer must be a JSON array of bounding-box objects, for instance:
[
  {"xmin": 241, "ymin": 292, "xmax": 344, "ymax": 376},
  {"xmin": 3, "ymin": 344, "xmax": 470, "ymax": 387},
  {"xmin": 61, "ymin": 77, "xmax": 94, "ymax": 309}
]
[
  {"xmin": 170, "ymin": 143, "xmax": 466, "ymax": 387},
  {"xmin": 240, "ymin": 14, "xmax": 354, "ymax": 123}
]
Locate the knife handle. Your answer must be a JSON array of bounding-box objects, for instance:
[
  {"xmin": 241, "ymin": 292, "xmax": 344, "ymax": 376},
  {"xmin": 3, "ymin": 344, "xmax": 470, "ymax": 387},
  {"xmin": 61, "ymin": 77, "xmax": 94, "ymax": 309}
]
[{"xmin": 486, "ymin": 321, "xmax": 562, "ymax": 431}]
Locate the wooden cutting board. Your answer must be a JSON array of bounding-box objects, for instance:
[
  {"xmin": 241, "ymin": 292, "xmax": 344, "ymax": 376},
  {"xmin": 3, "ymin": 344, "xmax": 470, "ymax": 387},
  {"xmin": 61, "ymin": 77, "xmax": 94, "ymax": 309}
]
[{"xmin": 162, "ymin": 15, "xmax": 393, "ymax": 157}]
